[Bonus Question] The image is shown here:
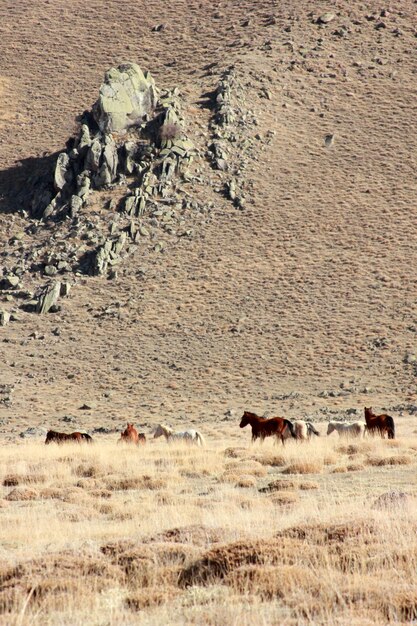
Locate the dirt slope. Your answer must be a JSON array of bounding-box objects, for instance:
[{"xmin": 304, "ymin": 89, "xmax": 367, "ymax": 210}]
[{"xmin": 0, "ymin": 1, "xmax": 416, "ymax": 438}]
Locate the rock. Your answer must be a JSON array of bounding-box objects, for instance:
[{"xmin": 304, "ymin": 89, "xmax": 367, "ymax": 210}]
[
  {"xmin": 5, "ymin": 275, "xmax": 20, "ymax": 289},
  {"xmin": 54, "ymin": 152, "xmax": 71, "ymax": 191},
  {"xmin": 19, "ymin": 426, "xmax": 47, "ymax": 439},
  {"xmin": 85, "ymin": 138, "xmax": 102, "ymax": 172},
  {"xmin": 79, "ymin": 402, "xmax": 96, "ymax": 410},
  {"xmin": 61, "ymin": 415, "xmax": 76, "ymax": 423},
  {"xmin": 317, "ymin": 12, "xmax": 336, "ymax": 24},
  {"xmin": 44, "ymin": 265, "xmax": 58, "ymax": 277},
  {"xmin": 78, "ymin": 124, "xmax": 91, "ymax": 151},
  {"xmin": 70, "ymin": 195, "xmax": 83, "ymax": 215},
  {"xmin": 93, "ymin": 63, "xmax": 158, "ymax": 133},
  {"xmin": 36, "ymin": 281, "xmax": 61, "ymax": 314},
  {"xmin": 94, "ymin": 135, "xmax": 118, "ymax": 187},
  {"xmin": 60, "ymin": 282, "xmax": 71, "ymax": 297},
  {"xmin": 0, "ymin": 310, "xmax": 10, "ymax": 326}
]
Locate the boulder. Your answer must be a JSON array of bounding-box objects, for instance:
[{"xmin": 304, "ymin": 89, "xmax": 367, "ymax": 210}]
[
  {"xmin": 93, "ymin": 63, "xmax": 158, "ymax": 133},
  {"xmin": 36, "ymin": 281, "xmax": 61, "ymax": 314}
]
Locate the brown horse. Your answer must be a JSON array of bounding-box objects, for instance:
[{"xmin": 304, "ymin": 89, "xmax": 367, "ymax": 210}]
[
  {"xmin": 240, "ymin": 411, "xmax": 296, "ymax": 444},
  {"xmin": 118, "ymin": 423, "xmax": 145, "ymax": 445},
  {"xmin": 364, "ymin": 407, "xmax": 395, "ymax": 439},
  {"xmin": 45, "ymin": 430, "xmax": 93, "ymax": 444}
]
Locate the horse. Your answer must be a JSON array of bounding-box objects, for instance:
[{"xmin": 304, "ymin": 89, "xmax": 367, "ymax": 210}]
[
  {"xmin": 326, "ymin": 421, "xmax": 366, "ymax": 438},
  {"xmin": 306, "ymin": 422, "xmax": 320, "ymax": 438},
  {"xmin": 45, "ymin": 430, "xmax": 93, "ymax": 444},
  {"xmin": 239, "ymin": 411, "xmax": 296, "ymax": 444},
  {"xmin": 118, "ymin": 423, "xmax": 144, "ymax": 445},
  {"xmin": 364, "ymin": 407, "xmax": 395, "ymax": 439},
  {"xmin": 282, "ymin": 420, "xmax": 320, "ymax": 441},
  {"xmin": 153, "ymin": 423, "xmax": 205, "ymax": 446}
]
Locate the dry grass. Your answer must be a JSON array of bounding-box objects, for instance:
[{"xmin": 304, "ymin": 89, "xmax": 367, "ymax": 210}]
[{"xmin": 0, "ymin": 433, "xmax": 416, "ymax": 624}]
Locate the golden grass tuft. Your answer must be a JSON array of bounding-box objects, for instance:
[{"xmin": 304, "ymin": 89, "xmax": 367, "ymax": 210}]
[{"xmin": 282, "ymin": 460, "xmax": 323, "ymax": 474}]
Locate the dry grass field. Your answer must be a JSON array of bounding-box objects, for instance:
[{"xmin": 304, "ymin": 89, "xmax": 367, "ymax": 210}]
[{"xmin": 1, "ymin": 420, "xmax": 417, "ymax": 625}]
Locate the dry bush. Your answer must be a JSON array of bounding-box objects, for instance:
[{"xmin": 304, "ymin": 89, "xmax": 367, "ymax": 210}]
[
  {"xmin": 258, "ymin": 479, "xmax": 297, "ymax": 493},
  {"xmin": 253, "ymin": 452, "xmax": 287, "ymax": 467},
  {"xmin": 283, "ymin": 460, "xmax": 323, "ymax": 475},
  {"xmin": 106, "ymin": 475, "xmax": 166, "ymax": 490},
  {"xmin": 347, "ymin": 463, "xmax": 365, "ymax": 472},
  {"xmin": 159, "ymin": 122, "xmax": 182, "ymax": 143},
  {"xmin": 331, "ymin": 465, "xmax": 348, "ymax": 474},
  {"xmin": 125, "ymin": 586, "xmax": 180, "ymax": 610},
  {"xmin": 227, "ymin": 563, "xmax": 321, "ymax": 599},
  {"xmin": 235, "ymin": 475, "xmax": 257, "ymax": 488},
  {"xmin": 223, "ymin": 447, "xmax": 249, "ymax": 459},
  {"xmin": 269, "ymin": 491, "xmax": 299, "ymax": 507},
  {"xmin": 178, "ymin": 537, "xmax": 324, "ymax": 588},
  {"xmin": 298, "ymin": 481, "xmax": 319, "ymax": 490},
  {"xmin": 5, "ymin": 487, "xmax": 38, "ymax": 501},
  {"xmin": 146, "ymin": 525, "xmax": 228, "ymax": 547},
  {"xmin": 224, "ymin": 460, "xmax": 267, "ymax": 477},
  {"xmin": 2, "ymin": 474, "xmax": 20, "ymax": 486},
  {"xmin": 365, "ymin": 454, "xmax": 412, "ymax": 467}
]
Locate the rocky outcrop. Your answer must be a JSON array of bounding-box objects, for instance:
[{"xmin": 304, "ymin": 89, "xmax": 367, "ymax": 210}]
[
  {"xmin": 93, "ymin": 63, "xmax": 157, "ymax": 133},
  {"xmin": 38, "ymin": 63, "xmax": 158, "ymax": 221}
]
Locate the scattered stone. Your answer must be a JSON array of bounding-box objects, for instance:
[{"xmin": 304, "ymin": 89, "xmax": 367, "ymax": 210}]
[
  {"xmin": 44, "ymin": 265, "xmax": 58, "ymax": 277},
  {"xmin": 19, "ymin": 426, "xmax": 47, "ymax": 439},
  {"xmin": 317, "ymin": 12, "xmax": 336, "ymax": 24},
  {"xmin": 36, "ymin": 282, "xmax": 61, "ymax": 314},
  {"xmin": 0, "ymin": 310, "xmax": 10, "ymax": 326},
  {"xmin": 79, "ymin": 403, "xmax": 96, "ymax": 410}
]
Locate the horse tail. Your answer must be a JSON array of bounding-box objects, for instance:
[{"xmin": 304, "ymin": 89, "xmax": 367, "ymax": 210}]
[
  {"xmin": 386, "ymin": 415, "xmax": 395, "ymax": 439},
  {"xmin": 195, "ymin": 431, "xmax": 205, "ymax": 446},
  {"xmin": 284, "ymin": 419, "xmax": 296, "ymax": 439},
  {"xmin": 306, "ymin": 422, "xmax": 320, "ymax": 436}
]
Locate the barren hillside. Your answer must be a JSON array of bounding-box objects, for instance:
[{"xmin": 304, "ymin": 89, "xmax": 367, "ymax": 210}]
[{"xmin": 0, "ymin": 0, "xmax": 416, "ymax": 437}]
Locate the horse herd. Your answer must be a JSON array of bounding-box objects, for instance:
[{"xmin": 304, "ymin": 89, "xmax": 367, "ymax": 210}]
[
  {"xmin": 44, "ymin": 407, "xmax": 395, "ymax": 447},
  {"xmin": 239, "ymin": 407, "xmax": 395, "ymax": 443}
]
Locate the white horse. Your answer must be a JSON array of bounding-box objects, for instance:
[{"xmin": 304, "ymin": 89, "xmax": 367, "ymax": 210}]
[
  {"xmin": 327, "ymin": 421, "xmax": 366, "ymax": 438},
  {"xmin": 153, "ymin": 423, "xmax": 205, "ymax": 446},
  {"xmin": 282, "ymin": 420, "xmax": 320, "ymax": 441}
]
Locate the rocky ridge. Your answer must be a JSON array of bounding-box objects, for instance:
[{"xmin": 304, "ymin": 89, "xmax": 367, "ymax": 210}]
[{"xmin": 0, "ymin": 62, "xmax": 252, "ymax": 321}]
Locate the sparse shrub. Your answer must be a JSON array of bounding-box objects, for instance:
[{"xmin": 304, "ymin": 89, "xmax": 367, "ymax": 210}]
[
  {"xmin": 298, "ymin": 481, "xmax": 319, "ymax": 490},
  {"xmin": 283, "ymin": 460, "xmax": 323, "ymax": 475},
  {"xmin": 159, "ymin": 122, "xmax": 182, "ymax": 144},
  {"xmin": 366, "ymin": 455, "xmax": 412, "ymax": 467},
  {"xmin": 5, "ymin": 487, "xmax": 38, "ymax": 501},
  {"xmin": 347, "ymin": 463, "xmax": 365, "ymax": 472},
  {"xmin": 259, "ymin": 479, "xmax": 297, "ymax": 493},
  {"xmin": 235, "ymin": 475, "xmax": 256, "ymax": 488},
  {"xmin": 269, "ymin": 491, "xmax": 299, "ymax": 507},
  {"xmin": 2, "ymin": 474, "xmax": 19, "ymax": 487}
]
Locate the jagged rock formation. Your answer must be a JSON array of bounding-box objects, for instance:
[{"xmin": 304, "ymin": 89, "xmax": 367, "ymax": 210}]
[
  {"xmin": 35, "ymin": 63, "xmax": 159, "ymax": 221},
  {"xmin": 93, "ymin": 63, "xmax": 158, "ymax": 133}
]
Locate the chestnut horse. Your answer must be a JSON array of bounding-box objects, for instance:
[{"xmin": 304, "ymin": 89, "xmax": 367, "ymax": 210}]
[
  {"xmin": 364, "ymin": 407, "xmax": 395, "ymax": 439},
  {"xmin": 240, "ymin": 411, "xmax": 296, "ymax": 444},
  {"xmin": 45, "ymin": 430, "xmax": 93, "ymax": 444},
  {"xmin": 118, "ymin": 423, "xmax": 145, "ymax": 445}
]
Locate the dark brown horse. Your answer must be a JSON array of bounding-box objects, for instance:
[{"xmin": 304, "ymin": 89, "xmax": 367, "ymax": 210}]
[
  {"xmin": 118, "ymin": 423, "xmax": 145, "ymax": 445},
  {"xmin": 240, "ymin": 411, "xmax": 296, "ymax": 444},
  {"xmin": 45, "ymin": 430, "xmax": 93, "ymax": 444},
  {"xmin": 364, "ymin": 407, "xmax": 395, "ymax": 439}
]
